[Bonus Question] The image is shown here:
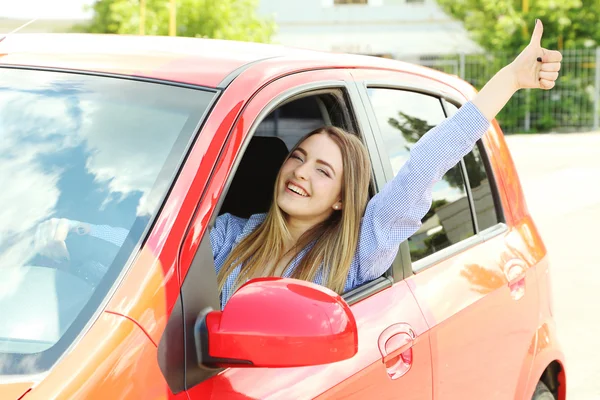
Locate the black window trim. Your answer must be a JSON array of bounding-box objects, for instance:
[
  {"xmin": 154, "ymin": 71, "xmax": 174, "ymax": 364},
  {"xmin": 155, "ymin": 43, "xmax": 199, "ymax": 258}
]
[
  {"xmin": 356, "ymin": 81, "xmax": 509, "ymax": 277},
  {"xmin": 459, "ymin": 159, "xmax": 480, "ymax": 234}
]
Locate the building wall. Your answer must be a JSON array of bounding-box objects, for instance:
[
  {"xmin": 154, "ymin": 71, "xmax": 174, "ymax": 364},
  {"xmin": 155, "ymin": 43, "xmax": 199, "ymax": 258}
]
[{"xmin": 258, "ymin": 0, "xmax": 481, "ymax": 56}]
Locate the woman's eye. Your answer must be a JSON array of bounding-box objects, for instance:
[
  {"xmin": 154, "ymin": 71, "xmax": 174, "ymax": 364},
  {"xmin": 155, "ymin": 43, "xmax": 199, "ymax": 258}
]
[
  {"xmin": 291, "ymin": 154, "xmax": 303, "ymax": 161},
  {"xmin": 318, "ymin": 168, "xmax": 330, "ymax": 177}
]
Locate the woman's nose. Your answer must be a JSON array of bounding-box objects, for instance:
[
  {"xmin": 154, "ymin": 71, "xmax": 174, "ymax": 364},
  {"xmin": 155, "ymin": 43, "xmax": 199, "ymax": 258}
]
[{"xmin": 294, "ymin": 162, "xmax": 310, "ymax": 180}]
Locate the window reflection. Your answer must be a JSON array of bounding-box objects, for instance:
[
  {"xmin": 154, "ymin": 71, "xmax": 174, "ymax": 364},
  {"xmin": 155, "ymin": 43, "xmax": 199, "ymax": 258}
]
[
  {"xmin": 465, "ymin": 146, "xmax": 499, "ymax": 231},
  {"xmin": 445, "ymin": 102, "xmax": 500, "ymax": 231},
  {"xmin": 367, "ymin": 88, "xmax": 475, "ymax": 262},
  {"xmin": 408, "ymin": 163, "xmax": 473, "ymax": 261},
  {"xmin": 0, "ymin": 68, "xmax": 214, "ymax": 372}
]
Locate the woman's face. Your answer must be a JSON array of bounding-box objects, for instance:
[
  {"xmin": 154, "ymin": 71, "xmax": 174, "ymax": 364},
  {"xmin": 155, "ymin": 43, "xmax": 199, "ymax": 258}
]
[{"xmin": 277, "ymin": 133, "xmax": 344, "ymax": 224}]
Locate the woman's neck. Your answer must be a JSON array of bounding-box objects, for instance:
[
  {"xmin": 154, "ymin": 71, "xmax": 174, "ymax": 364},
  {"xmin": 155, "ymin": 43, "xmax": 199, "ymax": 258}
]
[
  {"xmin": 284, "ymin": 215, "xmax": 324, "ymax": 247},
  {"xmin": 285, "ymin": 218, "xmax": 311, "ymax": 245}
]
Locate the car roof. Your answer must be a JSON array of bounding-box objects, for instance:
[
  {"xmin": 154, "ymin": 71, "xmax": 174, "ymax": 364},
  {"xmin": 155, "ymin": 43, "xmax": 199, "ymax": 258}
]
[
  {"xmin": 0, "ymin": 33, "xmax": 470, "ymax": 91},
  {"xmin": 0, "ymin": 33, "xmax": 303, "ymax": 87}
]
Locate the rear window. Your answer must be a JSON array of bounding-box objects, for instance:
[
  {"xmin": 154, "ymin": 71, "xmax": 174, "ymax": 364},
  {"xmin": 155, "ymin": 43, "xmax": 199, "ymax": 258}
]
[{"xmin": 0, "ymin": 68, "xmax": 216, "ymax": 374}]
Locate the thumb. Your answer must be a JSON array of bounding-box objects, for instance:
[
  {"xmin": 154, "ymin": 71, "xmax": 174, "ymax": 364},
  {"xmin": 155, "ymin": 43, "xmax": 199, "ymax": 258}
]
[{"xmin": 530, "ymin": 19, "xmax": 544, "ymax": 47}]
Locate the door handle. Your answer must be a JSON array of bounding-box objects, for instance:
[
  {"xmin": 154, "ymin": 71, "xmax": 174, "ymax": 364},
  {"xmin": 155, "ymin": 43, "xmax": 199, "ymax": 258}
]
[
  {"xmin": 504, "ymin": 259, "xmax": 527, "ymax": 300},
  {"xmin": 378, "ymin": 323, "xmax": 416, "ymax": 380}
]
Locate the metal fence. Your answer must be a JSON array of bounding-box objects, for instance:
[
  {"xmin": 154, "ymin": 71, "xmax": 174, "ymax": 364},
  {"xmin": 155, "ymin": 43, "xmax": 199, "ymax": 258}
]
[{"xmin": 399, "ymin": 48, "xmax": 600, "ymax": 134}]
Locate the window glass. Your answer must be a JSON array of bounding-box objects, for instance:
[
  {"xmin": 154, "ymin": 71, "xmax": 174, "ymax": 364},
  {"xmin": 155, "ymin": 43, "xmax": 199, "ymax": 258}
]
[
  {"xmin": 445, "ymin": 102, "xmax": 501, "ymax": 231},
  {"xmin": 367, "ymin": 88, "xmax": 475, "ymax": 262},
  {"xmin": 465, "ymin": 146, "xmax": 500, "ymax": 230},
  {"xmin": 0, "ymin": 68, "xmax": 215, "ymax": 374},
  {"xmin": 444, "ymin": 101, "xmax": 459, "ymax": 117}
]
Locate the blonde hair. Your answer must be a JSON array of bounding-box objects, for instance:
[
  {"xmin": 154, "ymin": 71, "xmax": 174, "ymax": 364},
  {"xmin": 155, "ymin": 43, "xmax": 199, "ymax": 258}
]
[{"xmin": 217, "ymin": 127, "xmax": 372, "ymax": 294}]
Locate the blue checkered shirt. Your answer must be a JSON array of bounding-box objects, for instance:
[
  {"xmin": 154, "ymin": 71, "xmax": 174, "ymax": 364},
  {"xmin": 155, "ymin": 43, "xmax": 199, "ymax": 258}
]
[{"xmin": 91, "ymin": 102, "xmax": 490, "ymax": 308}]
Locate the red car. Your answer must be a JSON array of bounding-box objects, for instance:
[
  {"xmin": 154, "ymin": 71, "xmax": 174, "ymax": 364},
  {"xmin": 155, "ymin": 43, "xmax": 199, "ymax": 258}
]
[{"xmin": 0, "ymin": 34, "xmax": 565, "ymax": 400}]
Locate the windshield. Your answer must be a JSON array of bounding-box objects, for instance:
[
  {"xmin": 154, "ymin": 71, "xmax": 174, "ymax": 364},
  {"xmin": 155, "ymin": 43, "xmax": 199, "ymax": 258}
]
[{"xmin": 0, "ymin": 68, "xmax": 216, "ymax": 375}]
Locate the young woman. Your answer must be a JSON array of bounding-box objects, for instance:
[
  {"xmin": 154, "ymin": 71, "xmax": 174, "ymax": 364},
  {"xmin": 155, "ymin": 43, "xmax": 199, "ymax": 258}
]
[{"xmin": 36, "ymin": 20, "xmax": 562, "ymax": 308}]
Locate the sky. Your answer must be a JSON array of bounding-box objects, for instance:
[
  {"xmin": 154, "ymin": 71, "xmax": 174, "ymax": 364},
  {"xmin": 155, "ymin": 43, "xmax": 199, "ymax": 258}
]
[{"xmin": 0, "ymin": 0, "xmax": 93, "ymax": 19}]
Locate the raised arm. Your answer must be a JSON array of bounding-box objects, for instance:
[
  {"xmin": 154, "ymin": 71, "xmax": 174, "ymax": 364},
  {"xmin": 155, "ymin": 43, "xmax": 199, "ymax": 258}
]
[
  {"xmin": 350, "ymin": 20, "xmax": 562, "ymax": 286},
  {"xmin": 353, "ymin": 102, "xmax": 489, "ymax": 285},
  {"xmin": 473, "ymin": 20, "xmax": 561, "ymax": 121}
]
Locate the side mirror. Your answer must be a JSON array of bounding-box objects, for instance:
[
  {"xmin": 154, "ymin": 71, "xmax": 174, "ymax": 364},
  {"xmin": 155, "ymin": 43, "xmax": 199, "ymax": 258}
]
[{"xmin": 194, "ymin": 277, "xmax": 358, "ymax": 368}]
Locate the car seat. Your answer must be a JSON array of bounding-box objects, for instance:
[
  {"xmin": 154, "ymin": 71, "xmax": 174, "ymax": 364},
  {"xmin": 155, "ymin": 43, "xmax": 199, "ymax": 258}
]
[{"xmin": 218, "ymin": 136, "xmax": 289, "ymax": 219}]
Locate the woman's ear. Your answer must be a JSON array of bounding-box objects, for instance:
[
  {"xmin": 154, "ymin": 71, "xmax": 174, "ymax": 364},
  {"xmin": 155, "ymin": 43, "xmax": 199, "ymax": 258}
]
[{"xmin": 332, "ymin": 201, "xmax": 343, "ymax": 211}]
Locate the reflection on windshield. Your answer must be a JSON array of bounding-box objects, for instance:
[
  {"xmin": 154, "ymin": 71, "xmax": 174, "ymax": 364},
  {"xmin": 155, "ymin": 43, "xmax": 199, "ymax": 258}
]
[
  {"xmin": 366, "ymin": 88, "xmax": 475, "ymax": 262},
  {"xmin": 0, "ymin": 68, "xmax": 214, "ymax": 374}
]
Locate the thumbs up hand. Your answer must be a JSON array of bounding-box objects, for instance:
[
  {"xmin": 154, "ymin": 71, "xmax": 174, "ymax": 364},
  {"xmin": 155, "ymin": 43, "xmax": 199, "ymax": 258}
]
[{"xmin": 509, "ymin": 19, "xmax": 563, "ymax": 90}]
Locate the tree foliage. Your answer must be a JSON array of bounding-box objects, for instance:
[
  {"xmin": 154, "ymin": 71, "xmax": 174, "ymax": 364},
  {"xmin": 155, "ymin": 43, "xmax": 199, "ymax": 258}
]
[
  {"xmin": 75, "ymin": 0, "xmax": 276, "ymax": 43},
  {"xmin": 436, "ymin": 0, "xmax": 597, "ymax": 52},
  {"xmin": 433, "ymin": 0, "xmax": 598, "ymax": 133},
  {"xmin": 388, "ymin": 112, "xmax": 486, "ymax": 188}
]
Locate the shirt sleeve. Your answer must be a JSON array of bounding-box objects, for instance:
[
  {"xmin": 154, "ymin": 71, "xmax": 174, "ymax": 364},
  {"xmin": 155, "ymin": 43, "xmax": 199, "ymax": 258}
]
[
  {"xmin": 353, "ymin": 101, "xmax": 491, "ymax": 285},
  {"xmin": 210, "ymin": 213, "xmax": 249, "ymax": 274},
  {"xmin": 88, "ymin": 224, "xmax": 129, "ymax": 248},
  {"xmin": 210, "ymin": 213, "xmax": 230, "ymax": 265}
]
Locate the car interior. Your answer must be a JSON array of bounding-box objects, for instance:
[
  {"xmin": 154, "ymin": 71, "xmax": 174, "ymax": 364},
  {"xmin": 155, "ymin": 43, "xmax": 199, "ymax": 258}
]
[
  {"xmin": 218, "ymin": 91, "xmax": 364, "ymax": 218},
  {"xmin": 213, "ymin": 90, "xmax": 392, "ymax": 305}
]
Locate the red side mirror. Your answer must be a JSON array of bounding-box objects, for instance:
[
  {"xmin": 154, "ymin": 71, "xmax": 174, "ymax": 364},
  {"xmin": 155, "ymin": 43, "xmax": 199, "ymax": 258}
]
[{"xmin": 194, "ymin": 277, "xmax": 358, "ymax": 368}]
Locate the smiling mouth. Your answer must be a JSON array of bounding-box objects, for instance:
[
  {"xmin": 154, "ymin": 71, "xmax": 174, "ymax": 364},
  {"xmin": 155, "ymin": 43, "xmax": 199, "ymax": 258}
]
[{"xmin": 286, "ymin": 182, "xmax": 309, "ymax": 197}]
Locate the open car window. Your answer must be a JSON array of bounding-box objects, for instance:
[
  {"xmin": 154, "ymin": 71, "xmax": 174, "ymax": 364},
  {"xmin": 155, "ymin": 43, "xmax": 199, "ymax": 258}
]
[{"xmin": 219, "ymin": 91, "xmax": 362, "ymax": 219}]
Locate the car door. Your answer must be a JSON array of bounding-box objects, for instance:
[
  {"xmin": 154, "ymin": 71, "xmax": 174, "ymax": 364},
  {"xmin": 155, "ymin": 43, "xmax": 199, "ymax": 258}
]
[
  {"xmin": 353, "ymin": 68, "xmax": 540, "ymax": 399},
  {"xmin": 175, "ymin": 68, "xmax": 434, "ymax": 399}
]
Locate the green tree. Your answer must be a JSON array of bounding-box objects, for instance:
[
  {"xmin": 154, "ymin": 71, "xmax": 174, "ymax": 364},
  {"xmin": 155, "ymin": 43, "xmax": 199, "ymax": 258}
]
[
  {"xmin": 436, "ymin": 0, "xmax": 597, "ymax": 52},
  {"xmin": 422, "ymin": 199, "xmax": 449, "ymax": 223},
  {"xmin": 75, "ymin": 0, "xmax": 276, "ymax": 43},
  {"xmin": 388, "ymin": 112, "xmax": 485, "ymax": 189},
  {"xmin": 434, "ymin": 0, "xmax": 599, "ymax": 133}
]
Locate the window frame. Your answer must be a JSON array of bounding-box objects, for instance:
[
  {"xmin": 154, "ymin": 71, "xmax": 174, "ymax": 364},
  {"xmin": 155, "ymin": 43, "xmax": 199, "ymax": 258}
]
[
  {"xmin": 355, "ymin": 80, "xmax": 508, "ymax": 279},
  {"xmin": 208, "ymin": 82, "xmax": 387, "ymax": 229},
  {"xmin": 214, "ymin": 81, "xmax": 396, "ymax": 299},
  {"xmin": 210, "ymin": 80, "xmax": 401, "ymax": 300},
  {"xmin": 174, "ymin": 75, "xmax": 398, "ymax": 391},
  {"xmin": 441, "ymin": 98, "xmax": 507, "ymax": 228}
]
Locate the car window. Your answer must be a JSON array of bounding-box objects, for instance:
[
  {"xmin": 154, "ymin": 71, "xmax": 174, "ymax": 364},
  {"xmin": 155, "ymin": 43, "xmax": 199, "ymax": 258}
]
[
  {"xmin": 255, "ymin": 96, "xmax": 327, "ymax": 149},
  {"xmin": 254, "ymin": 93, "xmax": 357, "ymax": 149},
  {"xmin": 0, "ymin": 67, "xmax": 215, "ymax": 374},
  {"xmin": 366, "ymin": 88, "xmax": 475, "ymax": 262},
  {"xmin": 220, "ymin": 92, "xmax": 361, "ymax": 219},
  {"xmin": 445, "ymin": 102, "xmax": 502, "ymax": 231}
]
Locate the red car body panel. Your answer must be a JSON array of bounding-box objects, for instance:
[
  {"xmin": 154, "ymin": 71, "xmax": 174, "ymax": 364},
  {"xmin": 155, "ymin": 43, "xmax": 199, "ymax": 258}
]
[{"xmin": 25, "ymin": 309, "xmax": 186, "ymax": 400}]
